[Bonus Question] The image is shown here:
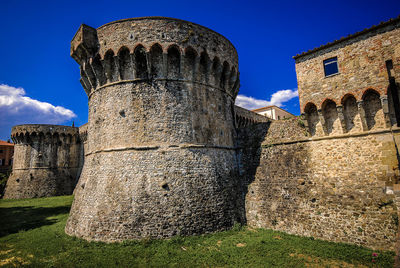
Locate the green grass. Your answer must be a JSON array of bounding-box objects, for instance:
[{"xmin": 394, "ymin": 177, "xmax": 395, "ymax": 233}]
[{"xmin": 0, "ymin": 196, "xmax": 395, "ymax": 267}]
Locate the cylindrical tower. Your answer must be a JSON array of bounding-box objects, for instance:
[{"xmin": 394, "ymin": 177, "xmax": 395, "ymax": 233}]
[
  {"xmin": 65, "ymin": 17, "xmax": 241, "ymax": 241},
  {"xmin": 4, "ymin": 124, "xmax": 81, "ymax": 199}
]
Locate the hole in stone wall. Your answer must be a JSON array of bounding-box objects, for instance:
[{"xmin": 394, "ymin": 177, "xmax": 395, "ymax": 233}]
[{"xmin": 119, "ymin": 110, "xmax": 126, "ymax": 117}]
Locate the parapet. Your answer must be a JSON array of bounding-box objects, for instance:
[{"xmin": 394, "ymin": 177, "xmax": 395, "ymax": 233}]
[
  {"xmin": 234, "ymin": 105, "xmax": 270, "ymax": 128},
  {"xmin": 71, "ymin": 17, "xmax": 240, "ymax": 98},
  {"xmin": 11, "ymin": 124, "xmax": 79, "ymax": 144}
]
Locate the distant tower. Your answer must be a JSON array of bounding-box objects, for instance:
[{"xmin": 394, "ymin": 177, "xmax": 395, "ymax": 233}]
[
  {"xmin": 4, "ymin": 124, "xmax": 81, "ymax": 199},
  {"xmin": 65, "ymin": 17, "xmax": 241, "ymax": 241}
]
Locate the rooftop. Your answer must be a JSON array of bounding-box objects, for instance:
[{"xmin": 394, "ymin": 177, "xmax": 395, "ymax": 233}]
[
  {"xmin": 0, "ymin": 140, "xmax": 14, "ymax": 146},
  {"xmin": 251, "ymin": 105, "xmax": 294, "ymax": 115},
  {"xmin": 293, "ymin": 15, "xmax": 400, "ymax": 59}
]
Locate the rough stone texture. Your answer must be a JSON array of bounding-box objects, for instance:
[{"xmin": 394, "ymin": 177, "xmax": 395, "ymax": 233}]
[
  {"xmin": 234, "ymin": 105, "xmax": 270, "ymax": 128},
  {"xmin": 66, "ymin": 17, "xmax": 242, "ymax": 241},
  {"xmin": 4, "ymin": 125, "xmax": 82, "ymax": 199},
  {"xmin": 295, "ymin": 19, "xmax": 400, "ymax": 111},
  {"xmin": 245, "ymin": 118, "xmax": 400, "ymax": 251}
]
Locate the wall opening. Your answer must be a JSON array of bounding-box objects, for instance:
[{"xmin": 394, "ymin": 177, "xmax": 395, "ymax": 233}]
[
  {"xmin": 304, "ymin": 102, "xmax": 319, "ymax": 136},
  {"xmin": 342, "ymin": 94, "xmax": 359, "ymax": 132},
  {"xmin": 118, "ymin": 47, "xmax": 134, "ymax": 80},
  {"xmin": 363, "ymin": 89, "xmax": 383, "ymax": 130},
  {"xmin": 167, "ymin": 45, "xmax": 180, "ymax": 79},
  {"xmin": 150, "ymin": 44, "xmax": 163, "ymax": 79},
  {"xmin": 322, "ymin": 99, "xmax": 339, "ymax": 135},
  {"xmin": 134, "ymin": 45, "xmax": 148, "ymax": 79}
]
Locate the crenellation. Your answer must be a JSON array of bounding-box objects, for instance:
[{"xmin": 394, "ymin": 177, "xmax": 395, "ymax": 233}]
[{"xmin": 4, "ymin": 125, "xmax": 82, "ymax": 199}]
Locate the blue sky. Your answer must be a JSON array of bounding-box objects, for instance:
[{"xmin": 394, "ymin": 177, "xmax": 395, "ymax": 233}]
[{"xmin": 0, "ymin": 0, "xmax": 399, "ymax": 140}]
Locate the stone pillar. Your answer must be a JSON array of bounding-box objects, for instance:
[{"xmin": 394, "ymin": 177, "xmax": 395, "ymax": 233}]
[
  {"xmin": 336, "ymin": 105, "xmax": 347, "ymax": 134},
  {"xmin": 380, "ymin": 95, "xmax": 392, "ymax": 128},
  {"xmin": 357, "ymin": 100, "xmax": 368, "ymax": 131}
]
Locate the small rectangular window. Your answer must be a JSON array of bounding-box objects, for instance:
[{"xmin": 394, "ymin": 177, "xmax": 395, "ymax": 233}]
[{"xmin": 323, "ymin": 57, "xmax": 339, "ymax": 77}]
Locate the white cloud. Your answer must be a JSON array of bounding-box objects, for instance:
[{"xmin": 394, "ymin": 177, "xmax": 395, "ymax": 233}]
[
  {"xmin": 0, "ymin": 84, "xmax": 76, "ymax": 138},
  {"xmin": 235, "ymin": 89, "xmax": 298, "ymax": 110}
]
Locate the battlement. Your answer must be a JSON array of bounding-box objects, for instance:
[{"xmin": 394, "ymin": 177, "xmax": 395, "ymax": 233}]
[
  {"xmin": 71, "ymin": 17, "xmax": 240, "ymax": 98},
  {"xmin": 11, "ymin": 124, "xmax": 79, "ymax": 144}
]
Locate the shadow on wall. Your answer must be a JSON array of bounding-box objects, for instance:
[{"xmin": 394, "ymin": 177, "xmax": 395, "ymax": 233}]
[
  {"xmin": 0, "ymin": 205, "xmax": 71, "ymax": 237},
  {"xmin": 235, "ymin": 122, "xmax": 270, "ymax": 224}
]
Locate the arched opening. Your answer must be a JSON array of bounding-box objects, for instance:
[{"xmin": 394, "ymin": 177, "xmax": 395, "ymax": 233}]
[
  {"xmin": 322, "ymin": 99, "xmax": 339, "ymax": 135},
  {"xmin": 150, "ymin": 44, "xmax": 163, "ymax": 78},
  {"xmin": 118, "ymin": 47, "xmax": 134, "ymax": 80},
  {"xmin": 229, "ymin": 67, "xmax": 237, "ymax": 92},
  {"xmin": 184, "ymin": 47, "xmax": 197, "ymax": 81},
  {"xmin": 134, "ymin": 45, "xmax": 148, "ymax": 79},
  {"xmin": 363, "ymin": 89, "xmax": 384, "ymax": 130},
  {"xmin": 167, "ymin": 45, "xmax": 181, "ymax": 79},
  {"xmin": 91, "ymin": 55, "xmax": 106, "ymax": 86},
  {"xmin": 304, "ymin": 102, "xmax": 319, "ymax": 136},
  {"xmin": 83, "ymin": 61, "xmax": 97, "ymax": 89},
  {"xmin": 104, "ymin": 50, "xmax": 117, "ymax": 82},
  {"xmin": 342, "ymin": 94, "xmax": 359, "ymax": 132},
  {"xmin": 387, "ymin": 83, "xmax": 400, "ymax": 126},
  {"xmin": 220, "ymin": 61, "xmax": 230, "ymax": 90},
  {"xmin": 211, "ymin": 57, "xmax": 221, "ymax": 87},
  {"xmin": 198, "ymin": 51, "xmax": 209, "ymax": 83}
]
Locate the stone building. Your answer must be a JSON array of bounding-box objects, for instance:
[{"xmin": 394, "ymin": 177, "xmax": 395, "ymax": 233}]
[
  {"xmin": 3, "ymin": 125, "xmax": 82, "ymax": 199},
  {"xmin": 252, "ymin": 105, "xmax": 294, "ymax": 120},
  {"xmin": 3, "ymin": 16, "xmax": 400, "ymax": 252},
  {"xmin": 243, "ymin": 16, "xmax": 400, "ymax": 251},
  {"xmin": 0, "ymin": 140, "xmax": 14, "ymax": 174}
]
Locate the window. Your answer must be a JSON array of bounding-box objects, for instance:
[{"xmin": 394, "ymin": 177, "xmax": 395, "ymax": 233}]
[{"xmin": 323, "ymin": 57, "xmax": 339, "ymax": 77}]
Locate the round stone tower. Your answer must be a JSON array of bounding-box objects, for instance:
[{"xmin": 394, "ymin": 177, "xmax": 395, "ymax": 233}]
[
  {"xmin": 4, "ymin": 124, "xmax": 81, "ymax": 199},
  {"xmin": 65, "ymin": 17, "xmax": 241, "ymax": 241}
]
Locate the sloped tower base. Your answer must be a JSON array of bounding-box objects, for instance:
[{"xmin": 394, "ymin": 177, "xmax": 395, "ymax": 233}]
[{"xmin": 65, "ymin": 18, "xmax": 242, "ymax": 241}]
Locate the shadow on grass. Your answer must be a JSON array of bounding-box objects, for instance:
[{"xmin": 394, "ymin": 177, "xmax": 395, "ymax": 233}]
[{"xmin": 0, "ymin": 205, "xmax": 71, "ymax": 237}]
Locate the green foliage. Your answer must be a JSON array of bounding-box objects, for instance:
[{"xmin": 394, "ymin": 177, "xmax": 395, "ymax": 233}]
[
  {"xmin": 0, "ymin": 195, "xmax": 395, "ymax": 267},
  {"xmin": 0, "ymin": 169, "xmax": 11, "ymax": 197}
]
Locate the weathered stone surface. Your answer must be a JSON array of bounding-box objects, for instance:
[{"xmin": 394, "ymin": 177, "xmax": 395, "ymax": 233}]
[
  {"xmin": 4, "ymin": 125, "xmax": 82, "ymax": 199},
  {"xmin": 65, "ymin": 17, "xmax": 242, "ymax": 241},
  {"xmin": 245, "ymin": 118, "xmax": 400, "ymax": 251}
]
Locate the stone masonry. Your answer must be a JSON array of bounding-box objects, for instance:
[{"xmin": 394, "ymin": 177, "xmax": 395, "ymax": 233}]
[
  {"xmin": 65, "ymin": 17, "xmax": 244, "ymax": 241},
  {"xmin": 4, "ymin": 125, "xmax": 82, "ymax": 199},
  {"xmin": 3, "ymin": 16, "xmax": 400, "ymax": 252}
]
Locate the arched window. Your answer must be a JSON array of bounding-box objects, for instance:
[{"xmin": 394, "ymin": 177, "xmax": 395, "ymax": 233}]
[{"xmin": 198, "ymin": 51, "xmax": 209, "ymax": 83}]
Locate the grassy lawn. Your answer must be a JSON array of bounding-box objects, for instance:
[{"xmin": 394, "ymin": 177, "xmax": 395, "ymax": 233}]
[{"xmin": 0, "ymin": 196, "xmax": 395, "ymax": 267}]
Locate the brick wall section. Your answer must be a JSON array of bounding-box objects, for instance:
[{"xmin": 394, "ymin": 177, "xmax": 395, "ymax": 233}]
[{"xmin": 245, "ymin": 118, "xmax": 400, "ymax": 250}]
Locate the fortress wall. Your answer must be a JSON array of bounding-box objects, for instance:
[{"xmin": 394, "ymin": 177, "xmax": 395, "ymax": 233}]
[
  {"xmin": 244, "ymin": 118, "xmax": 399, "ymax": 250},
  {"xmin": 66, "ymin": 17, "xmax": 242, "ymax": 241},
  {"xmin": 4, "ymin": 125, "xmax": 82, "ymax": 199}
]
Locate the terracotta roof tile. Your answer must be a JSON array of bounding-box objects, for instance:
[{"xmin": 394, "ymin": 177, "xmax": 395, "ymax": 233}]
[{"xmin": 0, "ymin": 140, "xmax": 14, "ymax": 146}]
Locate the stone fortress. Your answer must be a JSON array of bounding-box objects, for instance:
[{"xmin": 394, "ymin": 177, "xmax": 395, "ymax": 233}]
[{"xmin": 3, "ymin": 16, "xmax": 400, "ymax": 252}]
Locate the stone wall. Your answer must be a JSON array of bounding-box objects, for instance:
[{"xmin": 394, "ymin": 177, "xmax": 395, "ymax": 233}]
[
  {"xmin": 66, "ymin": 17, "xmax": 243, "ymax": 242},
  {"xmin": 244, "ymin": 118, "xmax": 400, "ymax": 250},
  {"xmin": 295, "ymin": 19, "xmax": 400, "ymax": 111},
  {"xmin": 4, "ymin": 125, "xmax": 82, "ymax": 199}
]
